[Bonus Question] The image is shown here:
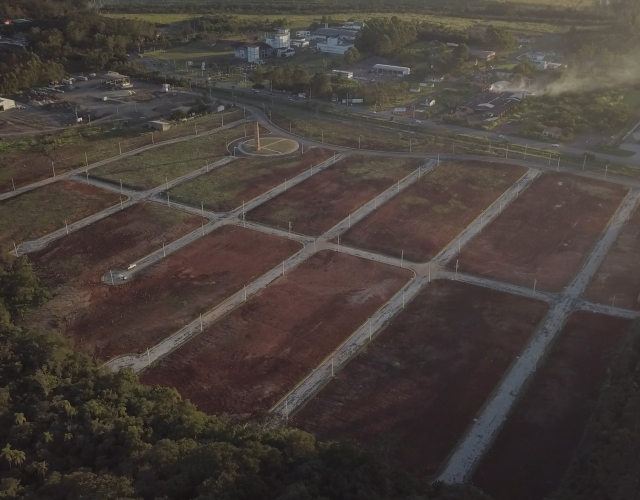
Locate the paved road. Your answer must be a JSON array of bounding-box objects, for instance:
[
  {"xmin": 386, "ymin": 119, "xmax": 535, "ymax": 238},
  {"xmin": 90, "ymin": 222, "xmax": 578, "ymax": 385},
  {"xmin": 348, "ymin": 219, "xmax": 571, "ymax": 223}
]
[
  {"xmin": 438, "ymin": 189, "xmax": 640, "ymax": 484},
  {"xmin": 218, "ymin": 88, "xmax": 639, "ymax": 165},
  {"xmin": 102, "ymin": 153, "xmax": 344, "ymax": 283},
  {"xmin": 0, "ymin": 118, "xmax": 251, "ymax": 202},
  {"xmin": 577, "ymin": 299, "xmax": 640, "ymax": 319},
  {"xmin": 433, "ymin": 168, "xmax": 540, "ymax": 266}
]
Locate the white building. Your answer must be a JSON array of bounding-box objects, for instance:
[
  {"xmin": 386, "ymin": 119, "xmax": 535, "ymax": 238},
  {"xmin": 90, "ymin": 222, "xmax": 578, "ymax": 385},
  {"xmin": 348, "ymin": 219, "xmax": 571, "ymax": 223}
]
[
  {"xmin": 291, "ymin": 39, "xmax": 309, "ymax": 48},
  {"xmin": 332, "ymin": 70, "xmax": 354, "ymax": 79},
  {"xmin": 265, "ymin": 28, "xmax": 290, "ymax": 50},
  {"xmin": 372, "ymin": 64, "xmax": 410, "ymax": 76},
  {"xmin": 0, "ymin": 97, "xmax": 15, "ymax": 111},
  {"xmin": 296, "ymin": 30, "xmax": 311, "ymax": 38},
  {"xmin": 316, "ymin": 37, "xmax": 354, "ymax": 55},
  {"xmin": 235, "ymin": 45, "xmax": 262, "ymax": 63}
]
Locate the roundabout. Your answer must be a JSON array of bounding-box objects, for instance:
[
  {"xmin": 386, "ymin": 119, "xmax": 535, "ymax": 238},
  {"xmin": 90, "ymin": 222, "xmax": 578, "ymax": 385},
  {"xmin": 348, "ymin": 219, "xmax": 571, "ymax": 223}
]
[{"xmin": 237, "ymin": 136, "xmax": 299, "ymax": 156}]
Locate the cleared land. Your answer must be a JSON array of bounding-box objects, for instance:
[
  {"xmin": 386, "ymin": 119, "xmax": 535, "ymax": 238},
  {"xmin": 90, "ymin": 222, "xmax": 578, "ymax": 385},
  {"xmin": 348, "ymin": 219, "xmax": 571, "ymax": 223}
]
[
  {"xmin": 456, "ymin": 172, "xmax": 628, "ymax": 292},
  {"xmin": 141, "ymin": 251, "xmax": 412, "ymax": 415},
  {"xmin": 293, "ymin": 280, "xmax": 548, "ymax": 477},
  {"xmin": 248, "ymin": 156, "xmax": 420, "ymax": 236},
  {"xmin": 91, "ymin": 123, "xmax": 247, "ymax": 190},
  {"xmin": 169, "ymin": 148, "xmax": 333, "ymax": 212},
  {"xmin": 471, "ymin": 312, "xmax": 632, "ymax": 500},
  {"xmin": 341, "ymin": 161, "xmax": 525, "ymax": 262},
  {"xmin": 29, "ymin": 202, "xmax": 201, "ymax": 288},
  {"xmin": 0, "ymin": 181, "xmax": 120, "ymax": 252},
  {"xmin": 585, "ymin": 202, "xmax": 640, "ymax": 309},
  {"xmin": 61, "ymin": 225, "xmax": 300, "ymax": 360},
  {"xmin": 26, "ymin": 202, "xmax": 202, "ymax": 331},
  {"xmin": 0, "ymin": 111, "xmax": 244, "ymax": 193}
]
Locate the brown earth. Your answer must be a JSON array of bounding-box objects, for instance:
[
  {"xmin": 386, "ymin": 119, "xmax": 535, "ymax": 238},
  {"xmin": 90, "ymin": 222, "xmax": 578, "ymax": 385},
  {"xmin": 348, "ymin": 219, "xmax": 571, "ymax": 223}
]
[
  {"xmin": 341, "ymin": 161, "xmax": 526, "ymax": 263},
  {"xmin": 141, "ymin": 250, "xmax": 412, "ymax": 415},
  {"xmin": 25, "ymin": 202, "xmax": 202, "ymax": 331},
  {"xmin": 60, "ymin": 225, "xmax": 301, "ymax": 360},
  {"xmin": 0, "ymin": 180, "xmax": 121, "ymax": 252},
  {"xmin": 169, "ymin": 148, "xmax": 334, "ymax": 213},
  {"xmin": 292, "ymin": 280, "xmax": 549, "ymax": 477},
  {"xmin": 247, "ymin": 156, "xmax": 420, "ymax": 236},
  {"xmin": 585, "ymin": 202, "xmax": 640, "ymax": 310},
  {"xmin": 455, "ymin": 172, "xmax": 628, "ymax": 292},
  {"xmin": 471, "ymin": 312, "xmax": 632, "ymax": 500}
]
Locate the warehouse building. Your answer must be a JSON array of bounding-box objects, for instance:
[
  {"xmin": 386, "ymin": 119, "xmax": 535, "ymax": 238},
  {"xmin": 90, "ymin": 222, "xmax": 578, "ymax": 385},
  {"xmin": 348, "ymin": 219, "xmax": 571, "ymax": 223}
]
[
  {"xmin": 372, "ymin": 64, "xmax": 411, "ymax": 76},
  {"xmin": 0, "ymin": 97, "xmax": 16, "ymax": 111}
]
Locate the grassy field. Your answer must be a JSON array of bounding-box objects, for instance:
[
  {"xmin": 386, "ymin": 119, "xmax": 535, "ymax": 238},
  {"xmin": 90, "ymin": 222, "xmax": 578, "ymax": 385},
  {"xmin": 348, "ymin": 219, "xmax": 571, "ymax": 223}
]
[
  {"xmin": 107, "ymin": 12, "xmax": 574, "ymax": 34},
  {"xmin": 91, "ymin": 123, "xmax": 247, "ymax": 190},
  {"xmin": 0, "ymin": 182, "xmax": 121, "ymax": 252},
  {"xmin": 169, "ymin": 148, "xmax": 333, "ymax": 212},
  {"xmin": 148, "ymin": 40, "xmax": 235, "ymax": 61}
]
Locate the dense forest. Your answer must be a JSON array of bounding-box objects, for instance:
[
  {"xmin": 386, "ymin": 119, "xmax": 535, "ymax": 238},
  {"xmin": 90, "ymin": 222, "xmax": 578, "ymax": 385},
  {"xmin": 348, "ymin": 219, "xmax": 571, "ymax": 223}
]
[{"xmin": 0, "ymin": 0, "xmax": 155, "ymax": 94}]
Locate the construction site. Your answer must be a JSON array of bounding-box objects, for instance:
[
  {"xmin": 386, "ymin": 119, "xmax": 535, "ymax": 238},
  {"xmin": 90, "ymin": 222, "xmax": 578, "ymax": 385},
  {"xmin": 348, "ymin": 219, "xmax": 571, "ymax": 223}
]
[{"xmin": 8, "ymin": 102, "xmax": 640, "ymax": 498}]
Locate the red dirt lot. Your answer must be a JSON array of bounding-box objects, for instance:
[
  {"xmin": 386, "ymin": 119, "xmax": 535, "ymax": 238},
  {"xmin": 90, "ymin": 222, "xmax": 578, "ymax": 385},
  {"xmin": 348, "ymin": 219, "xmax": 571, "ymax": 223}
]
[
  {"xmin": 141, "ymin": 250, "xmax": 412, "ymax": 415},
  {"xmin": 30, "ymin": 202, "xmax": 202, "ymax": 287},
  {"xmin": 471, "ymin": 312, "xmax": 632, "ymax": 500},
  {"xmin": 169, "ymin": 148, "xmax": 334, "ymax": 213},
  {"xmin": 292, "ymin": 280, "xmax": 549, "ymax": 477},
  {"xmin": 61, "ymin": 225, "xmax": 301, "ymax": 360},
  {"xmin": 585, "ymin": 203, "xmax": 640, "ymax": 310},
  {"xmin": 247, "ymin": 156, "xmax": 420, "ymax": 236},
  {"xmin": 456, "ymin": 172, "xmax": 628, "ymax": 292},
  {"xmin": 0, "ymin": 180, "xmax": 121, "ymax": 252},
  {"xmin": 341, "ymin": 161, "xmax": 526, "ymax": 262},
  {"xmin": 25, "ymin": 202, "xmax": 202, "ymax": 331}
]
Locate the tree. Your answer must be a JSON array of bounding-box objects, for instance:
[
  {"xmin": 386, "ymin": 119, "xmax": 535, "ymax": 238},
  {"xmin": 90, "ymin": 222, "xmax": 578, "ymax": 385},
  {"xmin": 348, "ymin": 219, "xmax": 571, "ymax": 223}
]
[
  {"xmin": 485, "ymin": 25, "xmax": 516, "ymax": 51},
  {"xmin": 1, "ymin": 444, "xmax": 26, "ymax": 468},
  {"xmin": 343, "ymin": 47, "xmax": 360, "ymax": 65},
  {"xmin": 452, "ymin": 43, "xmax": 469, "ymax": 62},
  {"xmin": 311, "ymin": 72, "xmax": 332, "ymax": 97}
]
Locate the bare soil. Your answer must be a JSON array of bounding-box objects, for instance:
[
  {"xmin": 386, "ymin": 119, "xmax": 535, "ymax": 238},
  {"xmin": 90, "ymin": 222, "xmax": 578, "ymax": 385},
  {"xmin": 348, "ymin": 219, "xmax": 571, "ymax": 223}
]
[
  {"xmin": 341, "ymin": 161, "xmax": 526, "ymax": 262},
  {"xmin": 585, "ymin": 202, "xmax": 640, "ymax": 309},
  {"xmin": 247, "ymin": 156, "xmax": 420, "ymax": 236},
  {"xmin": 169, "ymin": 148, "xmax": 334, "ymax": 213},
  {"xmin": 25, "ymin": 202, "xmax": 202, "ymax": 331},
  {"xmin": 59, "ymin": 225, "xmax": 301, "ymax": 360},
  {"xmin": 456, "ymin": 172, "xmax": 628, "ymax": 292},
  {"xmin": 471, "ymin": 312, "xmax": 632, "ymax": 500},
  {"xmin": 292, "ymin": 280, "xmax": 549, "ymax": 477},
  {"xmin": 0, "ymin": 180, "xmax": 121, "ymax": 252},
  {"xmin": 141, "ymin": 250, "xmax": 412, "ymax": 415}
]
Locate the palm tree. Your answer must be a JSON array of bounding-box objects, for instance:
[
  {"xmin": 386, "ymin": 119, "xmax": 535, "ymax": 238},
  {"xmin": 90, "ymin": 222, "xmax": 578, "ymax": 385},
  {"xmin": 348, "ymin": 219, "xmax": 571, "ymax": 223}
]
[
  {"xmin": 1, "ymin": 444, "xmax": 26, "ymax": 468},
  {"xmin": 34, "ymin": 461, "xmax": 48, "ymax": 477}
]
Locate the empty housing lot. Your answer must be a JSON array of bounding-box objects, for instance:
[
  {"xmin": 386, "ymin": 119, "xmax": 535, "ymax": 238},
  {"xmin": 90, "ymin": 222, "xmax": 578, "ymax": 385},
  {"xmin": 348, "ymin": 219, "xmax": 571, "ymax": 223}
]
[
  {"xmin": 585, "ymin": 201, "xmax": 640, "ymax": 309},
  {"xmin": 0, "ymin": 180, "xmax": 121, "ymax": 252},
  {"xmin": 247, "ymin": 156, "xmax": 420, "ymax": 236},
  {"xmin": 169, "ymin": 148, "xmax": 334, "ymax": 213},
  {"xmin": 293, "ymin": 280, "xmax": 548, "ymax": 477},
  {"xmin": 141, "ymin": 251, "xmax": 412, "ymax": 414},
  {"xmin": 471, "ymin": 312, "xmax": 632, "ymax": 500},
  {"xmin": 341, "ymin": 161, "xmax": 526, "ymax": 262},
  {"xmin": 456, "ymin": 172, "xmax": 628, "ymax": 291},
  {"xmin": 62, "ymin": 225, "xmax": 301, "ymax": 360}
]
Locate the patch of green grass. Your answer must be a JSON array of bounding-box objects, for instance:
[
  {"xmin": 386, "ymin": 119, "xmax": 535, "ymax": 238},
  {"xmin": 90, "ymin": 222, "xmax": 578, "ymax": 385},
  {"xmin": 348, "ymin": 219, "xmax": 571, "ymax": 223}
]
[
  {"xmin": 169, "ymin": 152, "xmax": 326, "ymax": 212},
  {"xmin": 0, "ymin": 182, "xmax": 120, "ymax": 251},
  {"xmin": 149, "ymin": 41, "xmax": 234, "ymax": 62},
  {"xmin": 106, "ymin": 12, "xmax": 574, "ymax": 34},
  {"xmin": 91, "ymin": 124, "xmax": 247, "ymax": 190}
]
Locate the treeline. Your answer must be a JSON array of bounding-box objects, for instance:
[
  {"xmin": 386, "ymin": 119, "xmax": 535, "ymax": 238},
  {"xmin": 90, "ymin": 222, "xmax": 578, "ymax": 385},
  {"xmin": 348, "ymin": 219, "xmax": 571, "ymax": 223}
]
[
  {"xmin": 354, "ymin": 18, "xmax": 516, "ymax": 57},
  {"xmin": 100, "ymin": 0, "xmax": 614, "ymax": 25},
  {"xmin": 0, "ymin": 256, "xmax": 491, "ymax": 500},
  {"xmin": 552, "ymin": 322, "xmax": 640, "ymax": 499},
  {"xmin": 0, "ymin": 1, "xmax": 155, "ymax": 94}
]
